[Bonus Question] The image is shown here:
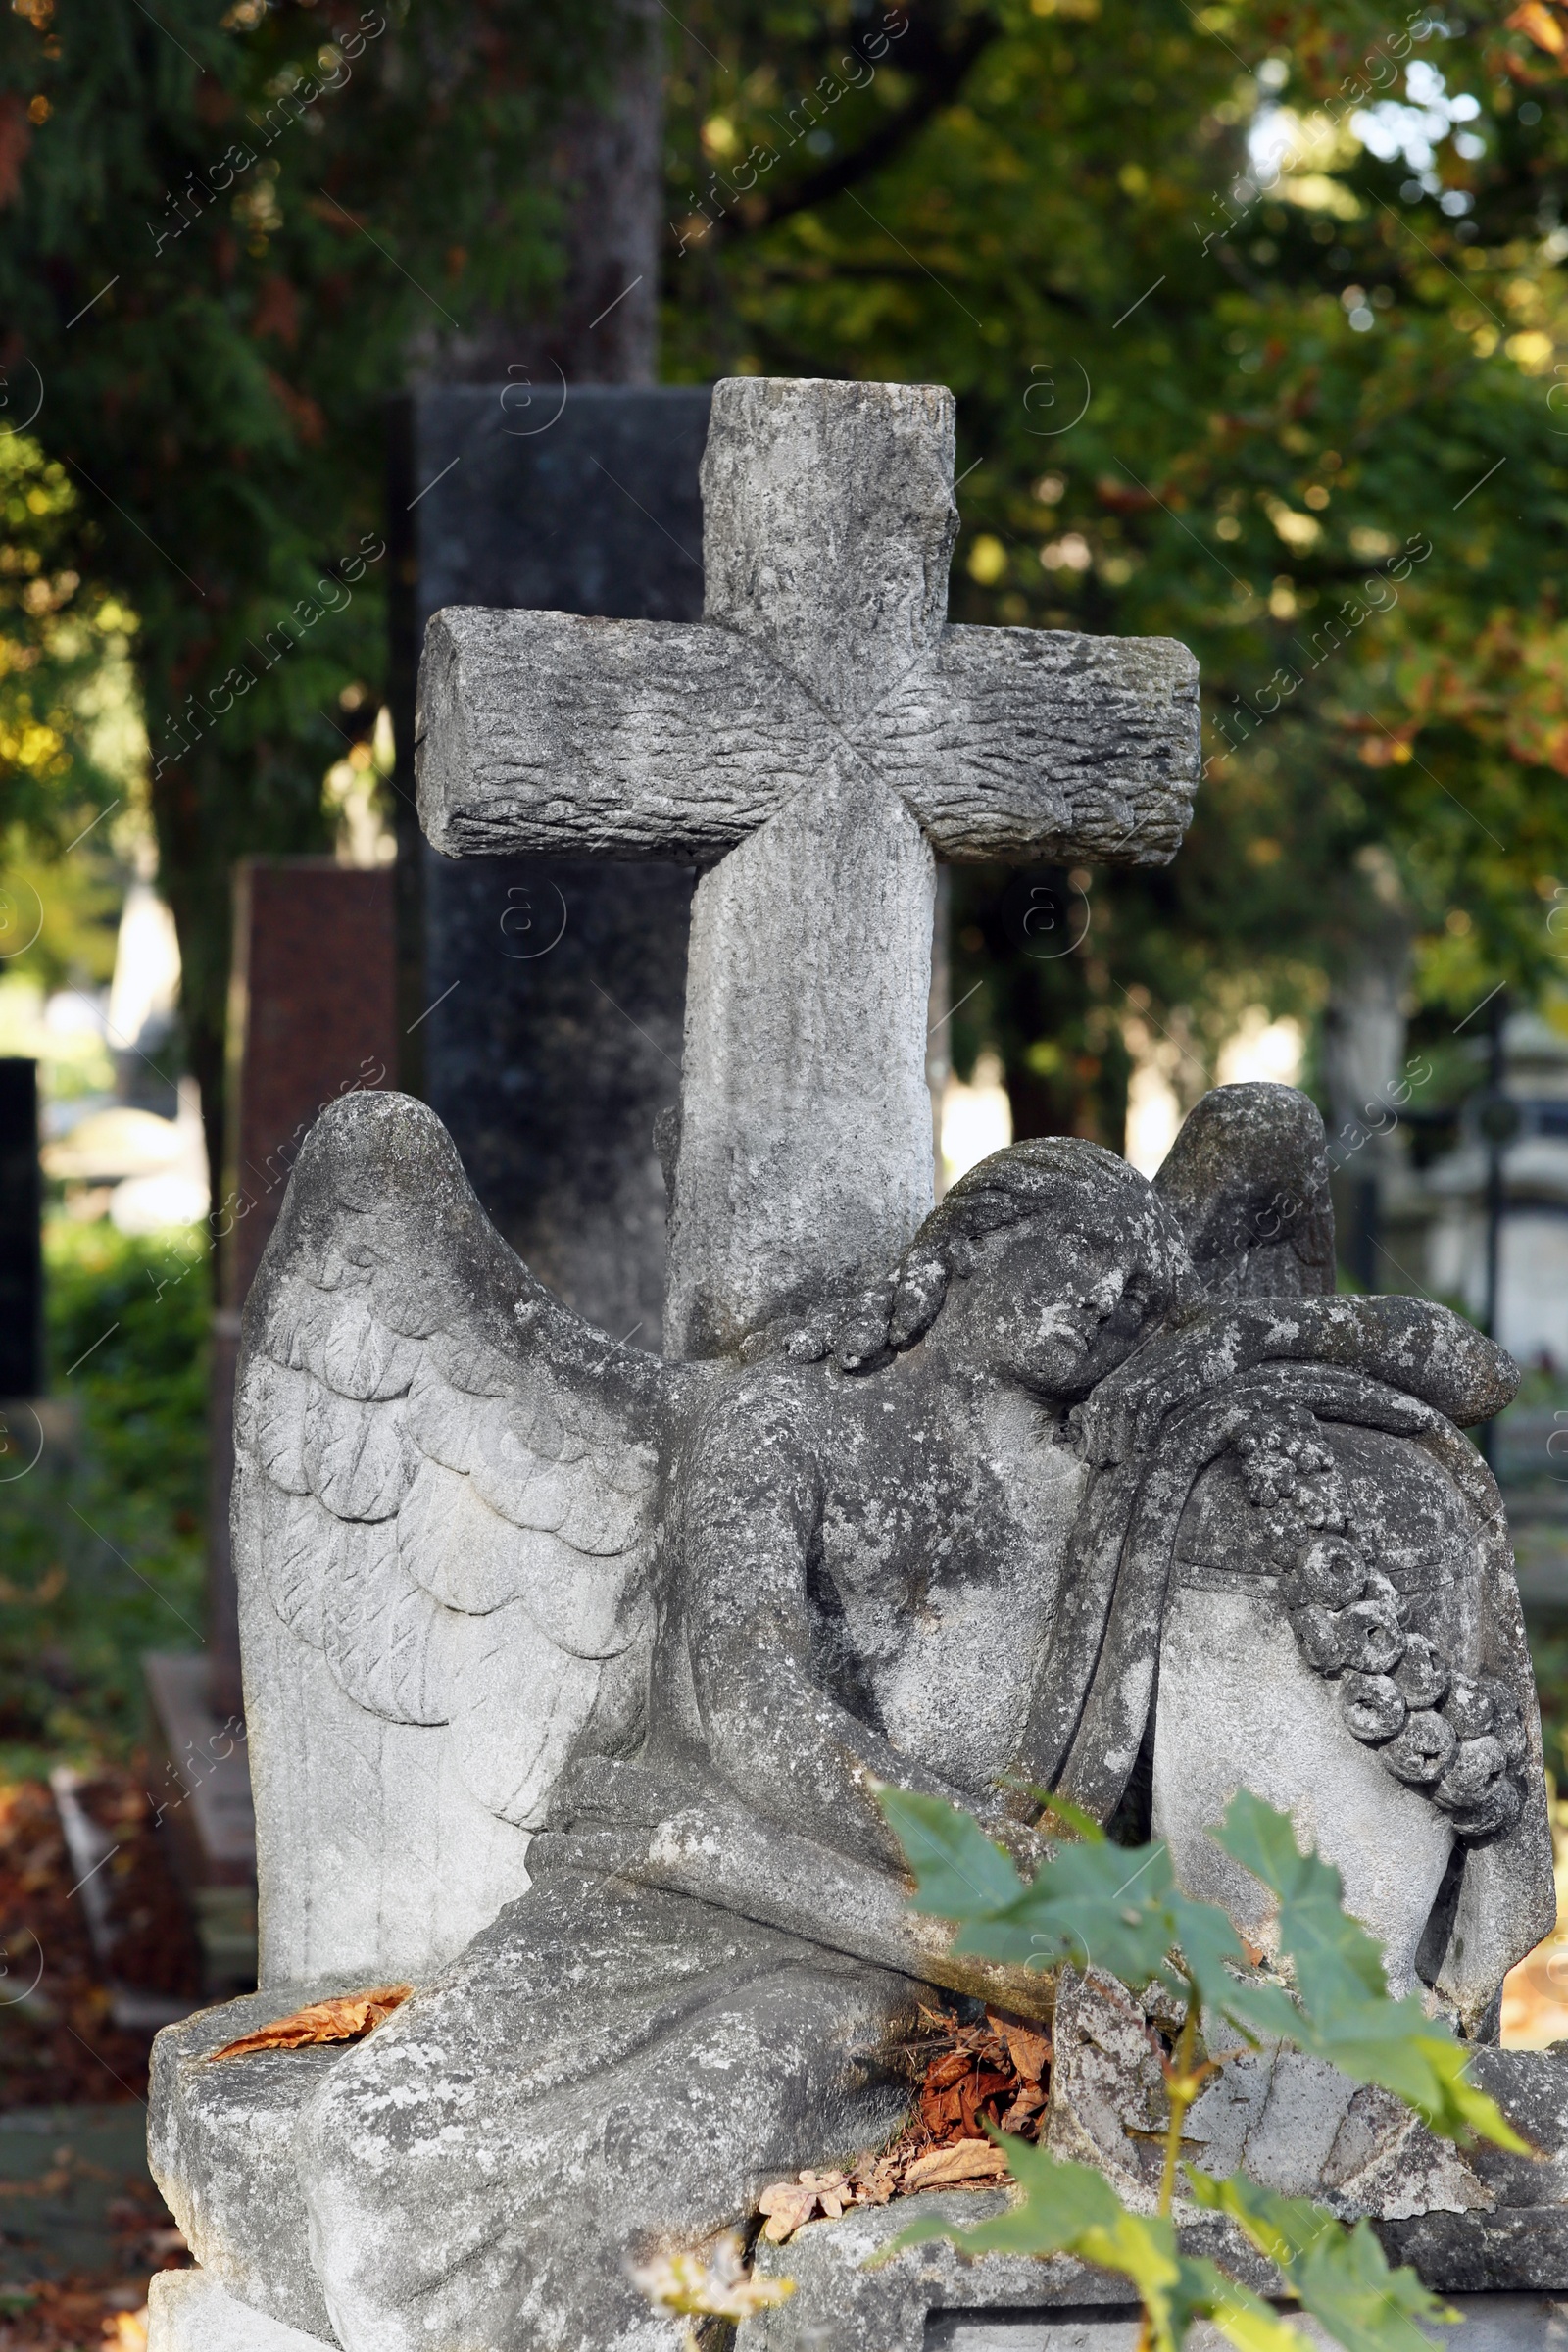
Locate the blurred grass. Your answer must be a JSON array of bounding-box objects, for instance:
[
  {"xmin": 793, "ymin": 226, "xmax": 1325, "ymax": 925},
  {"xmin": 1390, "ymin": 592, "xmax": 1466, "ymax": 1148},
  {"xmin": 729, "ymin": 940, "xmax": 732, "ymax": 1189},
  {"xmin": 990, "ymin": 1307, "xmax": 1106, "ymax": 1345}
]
[{"xmin": 0, "ymin": 1220, "xmax": 206, "ymax": 1778}]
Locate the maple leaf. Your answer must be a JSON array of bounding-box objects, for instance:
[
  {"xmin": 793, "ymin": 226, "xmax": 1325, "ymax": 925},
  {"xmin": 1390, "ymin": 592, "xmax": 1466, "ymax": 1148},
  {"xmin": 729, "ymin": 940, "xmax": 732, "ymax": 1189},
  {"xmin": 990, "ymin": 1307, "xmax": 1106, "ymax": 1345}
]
[{"xmin": 209, "ymin": 1984, "xmax": 412, "ymax": 2061}]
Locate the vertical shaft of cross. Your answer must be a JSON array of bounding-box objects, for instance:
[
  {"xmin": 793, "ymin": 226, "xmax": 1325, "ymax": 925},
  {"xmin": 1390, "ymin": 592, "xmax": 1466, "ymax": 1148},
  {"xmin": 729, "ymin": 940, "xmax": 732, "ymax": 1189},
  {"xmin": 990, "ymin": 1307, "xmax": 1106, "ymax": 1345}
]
[
  {"xmin": 663, "ymin": 380, "xmax": 958, "ymax": 1356},
  {"xmin": 416, "ymin": 373, "xmax": 1201, "ymax": 1362}
]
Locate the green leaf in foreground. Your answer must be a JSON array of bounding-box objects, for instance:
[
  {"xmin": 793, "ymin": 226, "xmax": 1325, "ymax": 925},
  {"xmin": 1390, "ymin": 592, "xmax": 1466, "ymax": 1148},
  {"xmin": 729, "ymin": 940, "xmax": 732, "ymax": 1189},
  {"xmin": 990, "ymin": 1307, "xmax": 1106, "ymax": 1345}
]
[
  {"xmin": 1185, "ymin": 2172, "xmax": 1457, "ymax": 2352},
  {"xmin": 1213, "ymin": 1791, "xmax": 1388, "ymax": 2007},
  {"xmin": 891, "ymin": 2140, "xmax": 1302, "ymax": 2352},
  {"xmin": 1213, "ymin": 1792, "xmax": 1529, "ymax": 2152},
  {"xmin": 881, "ymin": 1785, "xmax": 1528, "ymax": 2152},
  {"xmin": 877, "ymin": 1785, "xmax": 1538, "ymax": 2352},
  {"xmin": 878, "ymin": 1787, "xmax": 1025, "ymax": 1921},
  {"xmin": 881, "ymin": 1787, "xmax": 1203, "ymax": 1994}
]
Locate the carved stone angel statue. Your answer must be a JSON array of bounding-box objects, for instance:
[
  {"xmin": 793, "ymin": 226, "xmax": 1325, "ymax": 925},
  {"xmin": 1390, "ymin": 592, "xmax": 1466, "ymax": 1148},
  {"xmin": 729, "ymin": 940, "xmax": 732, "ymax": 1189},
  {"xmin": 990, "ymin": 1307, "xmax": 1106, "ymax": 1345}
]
[{"xmin": 151, "ymin": 1076, "xmax": 1553, "ymax": 2352}]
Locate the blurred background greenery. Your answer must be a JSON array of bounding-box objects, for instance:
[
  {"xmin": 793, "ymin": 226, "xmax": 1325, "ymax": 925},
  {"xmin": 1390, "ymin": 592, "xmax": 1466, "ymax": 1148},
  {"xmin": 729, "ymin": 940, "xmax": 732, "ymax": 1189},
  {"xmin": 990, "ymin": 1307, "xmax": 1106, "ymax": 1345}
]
[{"xmin": 0, "ymin": 1226, "xmax": 204, "ymax": 1777}]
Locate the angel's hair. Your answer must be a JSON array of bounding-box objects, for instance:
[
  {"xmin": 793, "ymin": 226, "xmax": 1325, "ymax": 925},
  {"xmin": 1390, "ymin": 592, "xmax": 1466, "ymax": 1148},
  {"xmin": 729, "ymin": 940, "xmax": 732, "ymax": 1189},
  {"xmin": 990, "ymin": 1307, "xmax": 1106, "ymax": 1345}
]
[{"xmin": 819, "ymin": 1138, "xmax": 1191, "ymax": 1372}]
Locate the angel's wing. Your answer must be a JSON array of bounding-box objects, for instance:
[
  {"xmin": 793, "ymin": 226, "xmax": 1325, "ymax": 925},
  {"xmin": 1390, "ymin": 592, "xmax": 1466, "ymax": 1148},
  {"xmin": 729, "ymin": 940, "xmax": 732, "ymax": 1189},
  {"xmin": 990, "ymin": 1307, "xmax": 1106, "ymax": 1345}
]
[
  {"xmin": 231, "ymin": 1089, "xmax": 689, "ymax": 1988},
  {"xmin": 1152, "ymin": 1080, "xmax": 1335, "ymax": 1298}
]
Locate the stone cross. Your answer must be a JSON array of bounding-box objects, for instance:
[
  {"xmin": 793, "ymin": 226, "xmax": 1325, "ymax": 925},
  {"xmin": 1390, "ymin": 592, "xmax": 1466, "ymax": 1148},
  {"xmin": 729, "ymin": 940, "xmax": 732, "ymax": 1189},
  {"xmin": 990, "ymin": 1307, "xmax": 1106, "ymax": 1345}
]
[{"xmin": 417, "ymin": 377, "xmax": 1200, "ymax": 1358}]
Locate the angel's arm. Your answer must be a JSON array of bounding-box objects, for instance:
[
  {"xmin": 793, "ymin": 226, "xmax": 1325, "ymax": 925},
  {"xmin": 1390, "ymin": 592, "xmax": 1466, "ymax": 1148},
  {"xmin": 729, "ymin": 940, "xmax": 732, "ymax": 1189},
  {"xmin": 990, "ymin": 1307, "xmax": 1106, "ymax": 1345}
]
[{"xmin": 682, "ymin": 1377, "xmax": 1016, "ymax": 1873}]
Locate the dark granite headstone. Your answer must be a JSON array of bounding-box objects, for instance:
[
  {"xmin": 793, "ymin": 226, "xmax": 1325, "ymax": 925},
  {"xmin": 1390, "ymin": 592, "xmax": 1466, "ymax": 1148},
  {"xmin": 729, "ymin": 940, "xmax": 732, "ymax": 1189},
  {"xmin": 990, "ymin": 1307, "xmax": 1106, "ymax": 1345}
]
[
  {"xmin": 0, "ymin": 1059, "xmax": 41, "ymax": 1400},
  {"xmin": 389, "ymin": 385, "xmax": 710, "ymax": 1348}
]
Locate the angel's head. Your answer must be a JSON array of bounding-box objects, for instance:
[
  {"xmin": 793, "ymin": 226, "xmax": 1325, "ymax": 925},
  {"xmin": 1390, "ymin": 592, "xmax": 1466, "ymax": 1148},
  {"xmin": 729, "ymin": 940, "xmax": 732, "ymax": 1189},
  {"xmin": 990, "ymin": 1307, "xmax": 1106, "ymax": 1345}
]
[{"xmin": 832, "ymin": 1139, "xmax": 1190, "ymax": 1398}]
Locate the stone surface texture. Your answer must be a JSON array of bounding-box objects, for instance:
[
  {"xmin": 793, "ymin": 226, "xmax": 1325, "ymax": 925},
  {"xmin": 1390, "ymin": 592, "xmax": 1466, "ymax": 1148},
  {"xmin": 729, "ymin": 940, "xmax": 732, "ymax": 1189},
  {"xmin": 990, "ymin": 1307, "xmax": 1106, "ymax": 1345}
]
[
  {"xmin": 196, "ymin": 1075, "xmax": 1555, "ymax": 2351},
  {"xmin": 669, "ymin": 762, "xmax": 936, "ymax": 1354},
  {"xmin": 730, "ymin": 2057, "xmax": 1568, "ymax": 2349},
  {"xmin": 172, "ymin": 372, "xmax": 1560, "ymax": 2352},
  {"xmin": 416, "ymin": 375, "xmax": 1200, "ymax": 1355},
  {"xmin": 232, "ymin": 1090, "xmax": 691, "ymax": 1988},
  {"xmin": 147, "ymin": 2268, "xmax": 331, "ymax": 2352},
  {"xmin": 148, "ymin": 1989, "xmax": 344, "ymax": 2341},
  {"xmin": 737, "ymin": 2203, "xmax": 1568, "ymax": 2352},
  {"xmin": 1153, "ymin": 1080, "xmax": 1336, "ymax": 1298}
]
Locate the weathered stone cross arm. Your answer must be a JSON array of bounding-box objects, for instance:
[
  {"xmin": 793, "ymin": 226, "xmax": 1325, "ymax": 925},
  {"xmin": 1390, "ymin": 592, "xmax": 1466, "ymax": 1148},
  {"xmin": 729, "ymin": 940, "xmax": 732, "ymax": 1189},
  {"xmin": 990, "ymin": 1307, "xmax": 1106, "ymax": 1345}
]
[
  {"xmin": 415, "ymin": 378, "xmax": 1202, "ymax": 1359},
  {"xmin": 417, "ymin": 605, "xmax": 1197, "ymax": 867}
]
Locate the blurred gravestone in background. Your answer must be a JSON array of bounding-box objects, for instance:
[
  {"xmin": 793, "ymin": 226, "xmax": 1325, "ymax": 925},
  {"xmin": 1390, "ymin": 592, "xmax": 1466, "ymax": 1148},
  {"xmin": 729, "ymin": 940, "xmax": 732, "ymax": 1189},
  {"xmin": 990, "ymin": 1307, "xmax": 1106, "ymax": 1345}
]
[
  {"xmin": 0, "ymin": 1059, "xmax": 42, "ymax": 1404},
  {"xmin": 389, "ymin": 385, "xmax": 710, "ymax": 1349},
  {"xmin": 219, "ymin": 860, "xmax": 399, "ymax": 1316}
]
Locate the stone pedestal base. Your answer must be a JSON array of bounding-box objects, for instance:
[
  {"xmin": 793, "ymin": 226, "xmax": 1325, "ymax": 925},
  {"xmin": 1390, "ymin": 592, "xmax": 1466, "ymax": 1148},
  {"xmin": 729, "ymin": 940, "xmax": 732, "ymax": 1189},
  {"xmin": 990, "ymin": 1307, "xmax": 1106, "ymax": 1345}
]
[
  {"xmin": 734, "ymin": 2198, "xmax": 1568, "ymax": 2352},
  {"xmin": 147, "ymin": 2272, "xmax": 331, "ymax": 2352},
  {"xmin": 145, "ymin": 2002, "xmax": 1568, "ymax": 2352}
]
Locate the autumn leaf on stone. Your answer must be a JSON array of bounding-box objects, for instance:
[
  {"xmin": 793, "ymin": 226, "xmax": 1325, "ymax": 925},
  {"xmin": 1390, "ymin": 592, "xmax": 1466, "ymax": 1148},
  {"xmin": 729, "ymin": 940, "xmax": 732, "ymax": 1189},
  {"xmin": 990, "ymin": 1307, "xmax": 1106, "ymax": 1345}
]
[
  {"xmin": 992, "ymin": 2014, "xmax": 1052, "ymax": 2086},
  {"xmin": 758, "ymin": 2171, "xmax": 852, "ymax": 2243},
  {"xmin": 209, "ymin": 1985, "xmax": 412, "ymax": 2061},
  {"xmin": 903, "ymin": 2139, "xmax": 1011, "ymax": 2192}
]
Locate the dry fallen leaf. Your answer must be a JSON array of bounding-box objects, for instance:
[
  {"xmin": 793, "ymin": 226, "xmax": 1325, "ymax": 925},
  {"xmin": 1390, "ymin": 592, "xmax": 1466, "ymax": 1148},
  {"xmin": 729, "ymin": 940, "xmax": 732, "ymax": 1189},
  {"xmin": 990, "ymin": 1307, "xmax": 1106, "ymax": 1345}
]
[
  {"xmin": 991, "ymin": 2015, "xmax": 1052, "ymax": 2086},
  {"xmin": 103, "ymin": 2311, "xmax": 148, "ymax": 2352},
  {"xmin": 210, "ymin": 1984, "xmax": 412, "ymax": 2061},
  {"xmin": 757, "ymin": 2170, "xmax": 855, "ymax": 2243},
  {"xmin": 903, "ymin": 2138, "xmax": 1011, "ymax": 2192},
  {"xmin": 848, "ymin": 2154, "xmax": 899, "ymax": 2207},
  {"xmin": 752, "ymin": 1999, "xmax": 1051, "ymax": 2242},
  {"xmin": 757, "ymin": 2180, "xmax": 819, "ymax": 2245}
]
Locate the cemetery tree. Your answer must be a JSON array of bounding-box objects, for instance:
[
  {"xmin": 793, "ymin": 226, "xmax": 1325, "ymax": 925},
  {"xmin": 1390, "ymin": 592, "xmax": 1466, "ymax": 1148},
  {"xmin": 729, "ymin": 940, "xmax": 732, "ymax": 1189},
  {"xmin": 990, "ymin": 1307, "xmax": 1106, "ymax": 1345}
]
[
  {"xmin": 0, "ymin": 0, "xmax": 639, "ymax": 1194},
  {"xmin": 8, "ymin": 0, "xmax": 1568, "ymax": 1162},
  {"xmin": 662, "ymin": 0, "xmax": 1568, "ymax": 1141}
]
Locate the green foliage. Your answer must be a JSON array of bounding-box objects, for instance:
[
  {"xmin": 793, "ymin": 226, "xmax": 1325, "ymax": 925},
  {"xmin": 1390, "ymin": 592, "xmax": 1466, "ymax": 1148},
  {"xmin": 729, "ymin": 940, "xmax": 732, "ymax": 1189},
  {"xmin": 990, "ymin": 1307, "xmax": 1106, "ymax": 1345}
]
[
  {"xmin": 892, "ymin": 2139, "xmax": 1441, "ymax": 2352},
  {"xmin": 883, "ymin": 1782, "xmax": 1523, "ymax": 2146},
  {"xmin": 663, "ymin": 0, "xmax": 1568, "ymax": 1139},
  {"xmin": 0, "ymin": 0, "xmax": 616, "ymax": 1131},
  {"xmin": 1185, "ymin": 2176, "xmax": 1455, "ymax": 2352},
  {"xmin": 0, "ymin": 434, "xmax": 125, "ymax": 849},
  {"xmin": 881, "ymin": 1782, "xmax": 1528, "ymax": 2352},
  {"xmin": 8, "ymin": 0, "xmax": 1568, "ymax": 1154},
  {"xmin": 0, "ymin": 1220, "xmax": 207, "ymax": 1775},
  {"xmin": 1212, "ymin": 1791, "xmax": 1520, "ymax": 2144}
]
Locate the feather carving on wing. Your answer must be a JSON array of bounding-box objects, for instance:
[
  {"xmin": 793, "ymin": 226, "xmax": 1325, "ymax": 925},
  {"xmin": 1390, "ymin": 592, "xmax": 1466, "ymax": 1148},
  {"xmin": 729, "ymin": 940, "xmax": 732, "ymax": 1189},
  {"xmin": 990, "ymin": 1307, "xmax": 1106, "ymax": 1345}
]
[{"xmin": 233, "ymin": 1092, "xmax": 688, "ymax": 1832}]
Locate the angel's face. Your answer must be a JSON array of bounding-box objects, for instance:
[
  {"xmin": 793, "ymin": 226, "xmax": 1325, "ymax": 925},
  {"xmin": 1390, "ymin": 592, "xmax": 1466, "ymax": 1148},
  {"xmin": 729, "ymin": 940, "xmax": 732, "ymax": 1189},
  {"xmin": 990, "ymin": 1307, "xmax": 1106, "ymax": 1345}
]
[{"xmin": 954, "ymin": 1218, "xmax": 1158, "ymax": 1399}]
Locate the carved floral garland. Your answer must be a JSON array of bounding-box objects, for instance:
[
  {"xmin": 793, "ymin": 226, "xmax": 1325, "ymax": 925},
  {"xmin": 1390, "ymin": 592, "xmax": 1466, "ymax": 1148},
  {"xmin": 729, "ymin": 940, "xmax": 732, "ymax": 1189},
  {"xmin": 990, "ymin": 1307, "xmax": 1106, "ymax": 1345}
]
[{"xmin": 1229, "ymin": 1410, "xmax": 1527, "ymax": 1842}]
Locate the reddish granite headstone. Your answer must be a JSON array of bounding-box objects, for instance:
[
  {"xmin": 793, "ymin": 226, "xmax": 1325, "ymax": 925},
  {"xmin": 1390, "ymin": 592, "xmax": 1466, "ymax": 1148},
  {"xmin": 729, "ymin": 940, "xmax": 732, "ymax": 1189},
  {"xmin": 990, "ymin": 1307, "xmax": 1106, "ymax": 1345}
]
[{"xmin": 220, "ymin": 858, "xmax": 398, "ymax": 1311}]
